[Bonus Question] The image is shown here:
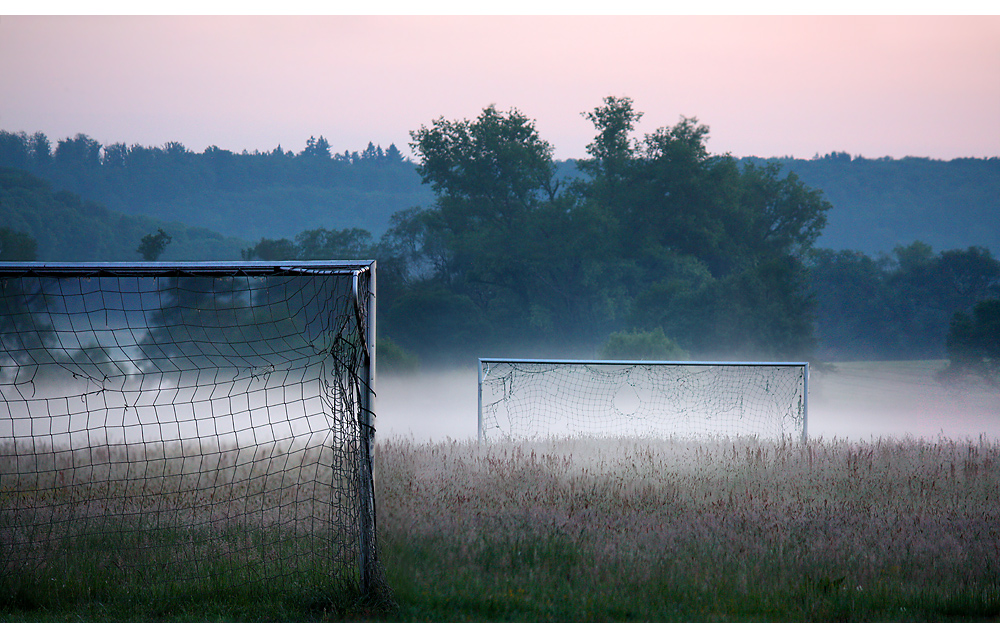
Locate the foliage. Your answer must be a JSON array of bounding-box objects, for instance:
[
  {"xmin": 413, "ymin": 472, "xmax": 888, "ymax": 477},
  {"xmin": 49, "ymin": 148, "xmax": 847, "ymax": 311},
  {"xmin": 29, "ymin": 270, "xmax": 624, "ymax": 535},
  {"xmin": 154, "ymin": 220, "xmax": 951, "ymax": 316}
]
[
  {"xmin": 939, "ymin": 298, "xmax": 1000, "ymax": 385},
  {"xmin": 0, "ymin": 130, "xmax": 432, "ymax": 242},
  {"xmin": 598, "ymin": 327, "xmax": 688, "ymax": 361},
  {"xmin": 389, "ymin": 97, "xmax": 830, "ymax": 362},
  {"xmin": 136, "ymin": 228, "xmax": 171, "ymax": 261},
  {"xmin": 384, "ymin": 285, "xmax": 492, "ymax": 361},
  {"xmin": 5, "ymin": 113, "xmax": 1000, "ymax": 362},
  {"xmin": 740, "ymin": 153, "xmax": 1000, "ymax": 256},
  {"xmin": 0, "ymin": 226, "xmax": 37, "ymax": 261},
  {"xmin": 810, "ymin": 243, "xmax": 1000, "ymax": 360},
  {"xmin": 0, "ymin": 167, "xmax": 244, "ymax": 261},
  {"xmin": 242, "ymin": 227, "xmax": 375, "ymax": 261},
  {"xmin": 376, "ymin": 336, "xmax": 419, "ymax": 375}
]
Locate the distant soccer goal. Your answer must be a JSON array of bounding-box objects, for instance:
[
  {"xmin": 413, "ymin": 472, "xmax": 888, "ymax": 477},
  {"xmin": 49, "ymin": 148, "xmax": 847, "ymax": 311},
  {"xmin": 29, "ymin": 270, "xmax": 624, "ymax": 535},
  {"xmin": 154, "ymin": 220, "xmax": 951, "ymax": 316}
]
[
  {"xmin": 0, "ymin": 261, "xmax": 384, "ymax": 598},
  {"xmin": 478, "ymin": 359, "xmax": 808, "ymax": 443}
]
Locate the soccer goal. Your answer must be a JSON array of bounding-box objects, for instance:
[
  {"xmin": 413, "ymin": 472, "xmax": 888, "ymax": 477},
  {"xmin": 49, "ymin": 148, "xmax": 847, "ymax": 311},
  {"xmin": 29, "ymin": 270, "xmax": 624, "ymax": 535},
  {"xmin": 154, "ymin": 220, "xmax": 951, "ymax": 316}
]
[
  {"xmin": 478, "ymin": 358, "xmax": 809, "ymax": 443},
  {"xmin": 0, "ymin": 261, "xmax": 384, "ymax": 598}
]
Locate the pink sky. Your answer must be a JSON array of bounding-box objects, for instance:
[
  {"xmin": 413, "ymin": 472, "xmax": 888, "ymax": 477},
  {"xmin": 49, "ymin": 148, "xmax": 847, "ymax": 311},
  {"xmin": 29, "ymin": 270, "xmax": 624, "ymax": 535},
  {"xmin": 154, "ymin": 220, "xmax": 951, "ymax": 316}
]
[{"xmin": 1, "ymin": 15, "xmax": 997, "ymax": 160}]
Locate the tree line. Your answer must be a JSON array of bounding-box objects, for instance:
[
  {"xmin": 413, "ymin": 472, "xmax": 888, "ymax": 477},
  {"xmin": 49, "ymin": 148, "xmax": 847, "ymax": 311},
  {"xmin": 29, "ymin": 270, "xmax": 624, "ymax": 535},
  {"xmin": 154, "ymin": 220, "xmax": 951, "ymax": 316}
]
[
  {"xmin": 2, "ymin": 98, "xmax": 997, "ymax": 376},
  {"xmin": 810, "ymin": 242, "xmax": 999, "ymax": 361},
  {"xmin": 2, "ymin": 126, "xmax": 997, "ymax": 259},
  {"xmin": 0, "ymin": 167, "xmax": 243, "ymax": 261},
  {"xmin": 236, "ymin": 98, "xmax": 999, "ymax": 373},
  {"xmin": 0, "ymin": 130, "xmax": 433, "ymax": 242},
  {"xmin": 751, "ymin": 152, "xmax": 1000, "ymax": 257}
]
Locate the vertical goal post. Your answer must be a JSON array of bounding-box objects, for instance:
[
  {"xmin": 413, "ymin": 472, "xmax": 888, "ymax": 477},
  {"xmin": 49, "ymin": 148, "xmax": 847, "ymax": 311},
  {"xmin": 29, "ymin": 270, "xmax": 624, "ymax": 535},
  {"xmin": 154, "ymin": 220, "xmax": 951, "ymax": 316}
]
[
  {"xmin": 0, "ymin": 260, "xmax": 384, "ymax": 598},
  {"xmin": 479, "ymin": 358, "xmax": 809, "ymax": 444}
]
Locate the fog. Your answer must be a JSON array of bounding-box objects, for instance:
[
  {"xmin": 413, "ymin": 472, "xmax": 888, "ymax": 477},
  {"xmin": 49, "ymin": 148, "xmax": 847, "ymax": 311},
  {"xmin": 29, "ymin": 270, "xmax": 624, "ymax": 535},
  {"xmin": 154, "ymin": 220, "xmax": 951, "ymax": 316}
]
[
  {"xmin": 807, "ymin": 361, "xmax": 1000, "ymax": 442},
  {"xmin": 4, "ymin": 360, "xmax": 998, "ymax": 450},
  {"xmin": 375, "ymin": 361, "xmax": 1000, "ymax": 444},
  {"xmin": 376, "ymin": 366, "xmax": 479, "ymax": 442}
]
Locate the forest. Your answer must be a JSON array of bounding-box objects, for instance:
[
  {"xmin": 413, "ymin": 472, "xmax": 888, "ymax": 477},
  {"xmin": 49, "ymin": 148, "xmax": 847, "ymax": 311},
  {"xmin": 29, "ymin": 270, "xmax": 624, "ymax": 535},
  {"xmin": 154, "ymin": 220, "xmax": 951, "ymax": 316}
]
[{"xmin": 1, "ymin": 96, "xmax": 998, "ymax": 370}]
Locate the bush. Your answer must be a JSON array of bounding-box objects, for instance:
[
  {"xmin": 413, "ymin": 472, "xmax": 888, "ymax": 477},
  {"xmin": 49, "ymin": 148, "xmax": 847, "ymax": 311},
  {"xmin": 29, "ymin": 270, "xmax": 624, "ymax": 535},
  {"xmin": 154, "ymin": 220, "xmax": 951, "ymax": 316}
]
[
  {"xmin": 377, "ymin": 336, "xmax": 419, "ymax": 375},
  {"xmin": 598, "ymin": 327, "xmax": 688, "ymax": 361},
  {"xmin": 938, "ymin": 298, "xmax": 1000, "ymax": 386}
]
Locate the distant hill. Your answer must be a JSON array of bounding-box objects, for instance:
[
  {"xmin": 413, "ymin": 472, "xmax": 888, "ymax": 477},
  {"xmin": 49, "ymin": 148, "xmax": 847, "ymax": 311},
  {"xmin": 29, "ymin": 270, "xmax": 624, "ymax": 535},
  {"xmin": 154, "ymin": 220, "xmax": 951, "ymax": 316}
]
[
  {"xmin": 0, "ymin": 132, "xmax": 435, "ymax": 245},
  {"xmin": 2, "ymin": 130, "xmax": 997, "ymax": 257},
  {"xmin": 738, "ymin": 153, "xmax": 1000, "ymax": 256},
  {"xmin": 0, "ymin": 167, "xmax": 245, "ymax": 262}
]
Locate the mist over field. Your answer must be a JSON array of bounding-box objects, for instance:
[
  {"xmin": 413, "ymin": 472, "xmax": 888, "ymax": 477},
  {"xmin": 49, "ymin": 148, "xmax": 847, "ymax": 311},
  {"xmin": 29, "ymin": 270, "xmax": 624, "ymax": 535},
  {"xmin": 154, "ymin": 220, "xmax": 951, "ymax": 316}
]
[{"xmin": 375, "ymin": 362, "xmax": 1000, "ymax": 444}]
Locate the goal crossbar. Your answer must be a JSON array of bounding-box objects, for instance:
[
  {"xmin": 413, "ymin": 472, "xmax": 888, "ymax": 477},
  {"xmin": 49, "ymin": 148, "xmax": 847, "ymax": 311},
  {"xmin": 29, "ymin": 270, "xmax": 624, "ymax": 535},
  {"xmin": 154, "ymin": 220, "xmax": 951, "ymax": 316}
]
[{"xmin": 478, "ymin": 358, "xmax": 809, "ymax": 443}]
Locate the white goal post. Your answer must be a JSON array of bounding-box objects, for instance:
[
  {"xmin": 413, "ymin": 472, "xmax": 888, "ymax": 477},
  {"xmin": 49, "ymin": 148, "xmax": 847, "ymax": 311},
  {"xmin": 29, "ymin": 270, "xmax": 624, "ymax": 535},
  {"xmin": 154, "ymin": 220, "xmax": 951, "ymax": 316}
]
[
  {"xmin": 0, "ymin": 261, "xmax": 384, "ymax": 597},
  {"xmin": 478, "ymin": 358, "xmax": 809, "ymax": 443}
]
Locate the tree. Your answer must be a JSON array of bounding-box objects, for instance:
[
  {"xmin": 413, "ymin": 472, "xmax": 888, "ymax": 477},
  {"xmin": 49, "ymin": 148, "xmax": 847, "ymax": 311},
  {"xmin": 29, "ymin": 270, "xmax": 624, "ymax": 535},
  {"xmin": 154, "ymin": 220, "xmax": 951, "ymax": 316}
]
[
  {"xmin": 0, "ymin": 131, "xmax": 30, "ymax": 169},
  {"xmin": 408, "ymin": 103, "xmax": 561, "ymax": 300},
  {"xmin": 386, "ymin": 97, "xmax": 833, "ymax": 359},
  {"xmin": 730, "ymin": 161, "xmax": 830, "ymax": 266},
  {"xmin": 241, "ymin": 237, "xmax": 297, "ymax": 261},
  {"xmin": 0, "ymin": 227, "xmax": 38, "ymax": 261},
  {"xmin": 241, "ymin": 227, "xmax": 375, "ymax": 262},
  {"xmin": 406, "ymin": 104, "xmax": 628, "ymax": 350},
  {"xmin": 28, "ymin": 132, "xmax": 52, "ymax": 168},
  {"xmin": 102, "ymin": 142, "xmax": 129, "ymax": 168},
  {"xmin": 410, "ymin": 104, "xmax": 558, "ymax": 227},
  {"xmin": 383, "ymin": 143, "xmax": 404, "ymax": 163},
  {"xmin": 940, "ymin": 298, "xmax": 1000, "ymax": 386},
  {"xmin": 294, "ymin": 227, "xmax": 374, "ymax": 260},
  {"xmin": 598, "ymin": 327, "xmax": 688, "ymax": 361},
  {"xmin": 578, "ymin": 95, "xmax": 643, "ymax": 183},
  {"xmin": 361, "ymin": 142, "xmax": 382, "ymax": 163},
  {"xmin": 573, "ymin": 96, "xmax": 829, "ymax": 359},
  {"xmin": 55, "ymin": 133, "xmax": 102, "ymax": 169},
  {"xmin": 299, "ymin": 135, "xmax": 332, "ymax": 160},
  {"xmin": 808, "ymin": 248, "xmax": 893, "ymax": 359},
  {"xmin": 137, "ymin": 228, "xmax": 171, "ymax": 261}
]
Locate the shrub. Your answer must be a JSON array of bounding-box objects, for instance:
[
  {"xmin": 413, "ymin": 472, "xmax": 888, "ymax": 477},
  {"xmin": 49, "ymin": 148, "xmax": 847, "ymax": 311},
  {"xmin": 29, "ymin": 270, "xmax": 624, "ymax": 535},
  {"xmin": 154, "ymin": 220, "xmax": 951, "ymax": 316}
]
[
  {"xmin": 598, "ymin": 327, "xmax": 688, "ymax": 361},
  {"xmin": 377, "ymin": 336, "xmax": 419, "ymax": 374}
]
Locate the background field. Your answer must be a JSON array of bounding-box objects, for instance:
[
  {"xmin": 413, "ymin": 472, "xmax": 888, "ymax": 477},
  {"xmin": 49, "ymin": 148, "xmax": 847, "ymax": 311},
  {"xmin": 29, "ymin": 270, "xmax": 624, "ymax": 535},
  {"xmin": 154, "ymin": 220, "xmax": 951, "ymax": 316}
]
[{"xmin": 3, "ymin": 360, "xmax": 999, "ymax": 621}]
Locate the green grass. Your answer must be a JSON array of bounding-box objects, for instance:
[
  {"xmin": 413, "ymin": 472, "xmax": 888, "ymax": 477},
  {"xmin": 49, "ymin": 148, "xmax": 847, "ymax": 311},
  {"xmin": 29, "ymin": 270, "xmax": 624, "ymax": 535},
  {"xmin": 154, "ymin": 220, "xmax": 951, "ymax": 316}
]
[
  {"xmin": 4, "ymin": 408, "xmax": 1000, "ymax": 621},
  {"xmin": 372, "ymin": 434, "xmax": 1000, "ymax": 622},
  {"xmin": 378, "ymin": 531, "xmax": 1000, "ymax": 622},
  {"xmin": 1, "ymin": 522, "xmax": 388, "ymax": 622}
]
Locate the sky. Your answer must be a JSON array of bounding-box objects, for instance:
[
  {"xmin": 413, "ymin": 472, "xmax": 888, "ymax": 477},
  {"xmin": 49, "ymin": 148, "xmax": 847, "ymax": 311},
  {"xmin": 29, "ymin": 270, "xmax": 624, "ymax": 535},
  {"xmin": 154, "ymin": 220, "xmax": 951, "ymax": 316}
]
[{"xmin": 1, "ymin": 12, "xmax": 998, "ymax": 161}]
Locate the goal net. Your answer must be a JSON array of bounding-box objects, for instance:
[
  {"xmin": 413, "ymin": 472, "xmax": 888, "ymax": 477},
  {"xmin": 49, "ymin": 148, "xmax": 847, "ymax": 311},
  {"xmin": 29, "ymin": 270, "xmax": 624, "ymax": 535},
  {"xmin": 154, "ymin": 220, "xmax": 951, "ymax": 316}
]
[
  {"xmin": 0, "ymin": 261, "xmax": 384, "ymax": 599},
  {"xmin": 478, "ymin": 359, "xmax": 808, "ymax": 443}
]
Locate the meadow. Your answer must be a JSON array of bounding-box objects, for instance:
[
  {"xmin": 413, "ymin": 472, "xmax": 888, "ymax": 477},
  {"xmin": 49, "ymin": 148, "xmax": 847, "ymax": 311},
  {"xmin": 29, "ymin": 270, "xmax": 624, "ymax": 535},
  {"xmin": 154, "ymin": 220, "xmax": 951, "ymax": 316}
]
[
  {"xmin": 375, "ymin": 434, "xmax": 1000, "ymax": 621},
  {"xmin": 2, "ymin": 360, "xmax": 1000, "ymax": 621}
]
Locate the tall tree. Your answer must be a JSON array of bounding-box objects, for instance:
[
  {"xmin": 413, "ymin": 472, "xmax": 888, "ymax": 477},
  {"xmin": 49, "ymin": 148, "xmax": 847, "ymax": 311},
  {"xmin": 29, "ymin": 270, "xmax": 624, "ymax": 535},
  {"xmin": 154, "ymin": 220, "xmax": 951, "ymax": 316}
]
[
  {"xmin": 575, "ymin": 96, "xmax": 830, "ymax": 358},
  {"xmin": 404, "ymin": 104, "xmax": 625, "ymax": 353},
  {"xmin": 137, "ymin": 228, "xmax": 172, "ymax": 261},
  {"xmin": 408, "ymin": 104, "xmax": 561, "ymax": 292}
]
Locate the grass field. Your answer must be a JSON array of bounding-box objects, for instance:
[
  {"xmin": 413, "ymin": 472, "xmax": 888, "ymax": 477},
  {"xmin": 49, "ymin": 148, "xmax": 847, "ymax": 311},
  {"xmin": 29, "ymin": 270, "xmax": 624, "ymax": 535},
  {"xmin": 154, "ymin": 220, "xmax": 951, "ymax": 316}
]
[
  {"xmin": 375, "ymin": 434, "xmax": 1000, "ymax": 621},
  {"xmin": 3, "ymin": 361, "xmax": 1000, "ymax": 621}
]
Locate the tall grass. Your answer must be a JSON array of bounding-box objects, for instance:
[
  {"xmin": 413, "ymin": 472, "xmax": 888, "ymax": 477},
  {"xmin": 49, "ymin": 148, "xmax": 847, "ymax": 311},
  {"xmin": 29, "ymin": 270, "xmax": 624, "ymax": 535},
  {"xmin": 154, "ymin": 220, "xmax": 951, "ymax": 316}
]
[
  {"xmin": 3, "ymin": 433, "xmax": 999, "ymax": 620},
  {"xmin": 375, "ymin": 435, "xmax": 1000, "ymax": 621},
  {"xmin": 0, "ymin": 437, "xmax": 381, "ymax": 620}
]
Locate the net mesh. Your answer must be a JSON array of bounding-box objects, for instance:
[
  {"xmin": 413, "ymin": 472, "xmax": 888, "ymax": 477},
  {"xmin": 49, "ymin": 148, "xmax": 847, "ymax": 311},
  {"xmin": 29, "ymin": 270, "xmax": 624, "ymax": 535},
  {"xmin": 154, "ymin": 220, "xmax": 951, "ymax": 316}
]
[
  {"xmin": 0, "ymin": 264, "xmax": 382, "ymax": 596},
  {"xmin": 480, "ymin": 360, "xmax": 807, "ymax": 442}
]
